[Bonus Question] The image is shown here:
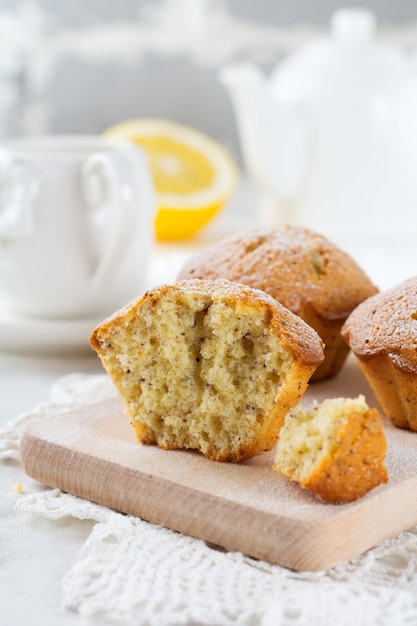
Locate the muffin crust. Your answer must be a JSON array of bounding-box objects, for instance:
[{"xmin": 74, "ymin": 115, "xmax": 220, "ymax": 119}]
[{"xmin": 178, "ymin": 226, "xmax": 377, "ymax": 381}]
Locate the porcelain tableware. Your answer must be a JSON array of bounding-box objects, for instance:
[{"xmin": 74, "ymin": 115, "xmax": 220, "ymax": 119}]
[
  {"xmin": 0, "ymin": 135, "xmax": 155, "ymax": 320},
  {"xmin": 220, "ymin": 8, "xmax": 417, "ymax": 246}
]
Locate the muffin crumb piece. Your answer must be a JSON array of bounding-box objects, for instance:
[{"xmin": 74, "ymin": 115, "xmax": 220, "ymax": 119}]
[{"xmin": 273, "ymin": 395, "xmax": 388, "ymax": 503}]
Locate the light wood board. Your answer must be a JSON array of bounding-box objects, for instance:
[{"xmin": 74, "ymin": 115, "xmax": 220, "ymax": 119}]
[{"xmin": 19, "ymin": 356, "xmax": 417, "ymax": 571}]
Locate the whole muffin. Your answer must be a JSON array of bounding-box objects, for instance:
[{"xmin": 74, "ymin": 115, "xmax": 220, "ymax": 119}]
[
  {"xmin": 342, "ymin": 276, "xmax": 417, "ymax": 431},
  {"xmin": 90, "ymin": 278, "xmax": 324, "ymax": 462},
  {"xmin": 178, "ymin": 226, "xmax": 378, "ymax": 381}
]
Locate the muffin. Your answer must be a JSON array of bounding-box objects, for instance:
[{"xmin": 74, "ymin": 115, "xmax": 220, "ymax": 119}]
[
  {"xmin": 90, "ymin": 278, "xmax": 324, "ymax": 462},
  {"xmin": 178, "ymin": 226, "xmax": 378, "ymax": 381},
  {"xmin": 342, "ymin": 276, "xmax": 417, "ymax": 431},
  {"xmin": 273, "ymin": 395, "xmax": 388, "ymax": 504}
]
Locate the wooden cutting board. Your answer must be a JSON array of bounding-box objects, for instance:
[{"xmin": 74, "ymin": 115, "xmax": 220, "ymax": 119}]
[{"xmin": 19, "ymin": 356, "xmax": 417, "ymax": 572}]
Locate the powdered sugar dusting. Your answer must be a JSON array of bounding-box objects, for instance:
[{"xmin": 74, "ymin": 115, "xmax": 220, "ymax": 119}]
[{"xmin": 344, "ymin": 276, "xmax": 417, "ymax": 359}]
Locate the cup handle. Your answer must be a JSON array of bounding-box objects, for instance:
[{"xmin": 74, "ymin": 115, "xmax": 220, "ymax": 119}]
[
  {"xmin": 0, "ymin": 149, "xmax": 37, "ymax": 243},
  {"xmin": 80, "ymin": 152, "xmax": 131, "ymax": 291}
]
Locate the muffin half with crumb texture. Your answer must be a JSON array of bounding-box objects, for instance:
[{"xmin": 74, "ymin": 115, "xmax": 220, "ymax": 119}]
[
  {"xmin": 273, "ymin": 395, "xmax": 388, "ymax": 503},
  {"xmin": 90, "ymin": 278, "xmax": 324, "ymax": 462}
]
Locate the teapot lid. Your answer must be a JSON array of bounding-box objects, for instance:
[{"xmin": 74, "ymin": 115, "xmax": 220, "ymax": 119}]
[
  {"xmin": 330, "ymin": 7, "xmax": 376, "ymax": 42},
  {"xmin": 270, "ymin": 8, "xmax": 414, "ymax": 102}
]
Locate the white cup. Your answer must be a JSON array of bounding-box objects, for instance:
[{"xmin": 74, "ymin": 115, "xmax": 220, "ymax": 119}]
[{"xmin": 0, "ymin": 135, "xmax": 155, "ymax": 320}]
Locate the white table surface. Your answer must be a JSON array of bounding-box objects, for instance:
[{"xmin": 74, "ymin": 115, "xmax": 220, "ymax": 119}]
[{"xmin": 1, "ymin": 181, "xmax": 415, "ymax": 625}]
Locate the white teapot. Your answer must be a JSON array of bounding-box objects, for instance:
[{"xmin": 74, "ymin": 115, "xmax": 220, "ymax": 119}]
[{"xmin": 220, "ymin": 8, "xmax": 417, "ymax": 246}]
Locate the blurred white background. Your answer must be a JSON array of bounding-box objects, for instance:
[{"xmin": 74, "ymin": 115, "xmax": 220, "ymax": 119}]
[{"xmin": 1, "ymin": 0, "xmax": 417, "ymax": 166}]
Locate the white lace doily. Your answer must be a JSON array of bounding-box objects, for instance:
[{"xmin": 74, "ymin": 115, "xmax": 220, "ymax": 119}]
[{"xmin": 2, "ymin": 373, "xmax": 417, "ymax": 626}]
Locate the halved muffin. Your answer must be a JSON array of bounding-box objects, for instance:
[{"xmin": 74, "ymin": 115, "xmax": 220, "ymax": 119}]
[{"xmin": 91, "ymin": 278, "xmax": 324, "ymax": 462}]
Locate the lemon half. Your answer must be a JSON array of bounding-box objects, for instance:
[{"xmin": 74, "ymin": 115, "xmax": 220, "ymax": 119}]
[{"xmin": 104, "ymin": 118, "xmax": 238, "ymax": 240}]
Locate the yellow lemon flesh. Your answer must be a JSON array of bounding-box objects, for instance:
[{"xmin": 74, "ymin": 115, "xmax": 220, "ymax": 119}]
[{"xmin": 104, "ymin": 119, "xmax": 238, "ymax": 241}]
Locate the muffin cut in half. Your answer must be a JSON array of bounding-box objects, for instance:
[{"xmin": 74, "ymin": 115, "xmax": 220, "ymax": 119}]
[
  {"xmin": 90, "ymin": 278, "xmax": 324, "ymax": 462},
  {"xmin": 273, "ymin": 395, "xmax": 388, "ymax": 503},
  {"xmin": 178, "ymin": 226, "xmax": 378, "ymax": 381},
  {"xmin": 342, "ymin": 276, "xmax": 417, "ymax": 431}
]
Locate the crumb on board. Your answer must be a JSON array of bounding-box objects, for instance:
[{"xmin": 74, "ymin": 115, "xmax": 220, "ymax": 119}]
[{"xmin": 13, "ymin": 483, "xmax": 24, "ymax": 494}]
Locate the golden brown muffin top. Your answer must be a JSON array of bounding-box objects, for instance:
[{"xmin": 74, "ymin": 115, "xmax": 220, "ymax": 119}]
[
  {"xmin": 178, "ymin": 226, "xmax": 378, "ymax": 320},
  {"xmin": 341, "ymin": 276, "xmax": 417, "ymax": 373},
  {"xmin": 91, "ymin": 278, "xmax": 325, "ymax": 368}
]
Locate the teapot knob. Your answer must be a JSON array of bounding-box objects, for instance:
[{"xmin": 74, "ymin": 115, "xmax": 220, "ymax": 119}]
[{"xmin": 331, "ymin": 8, "xmax": 376, "ymax": 42}]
